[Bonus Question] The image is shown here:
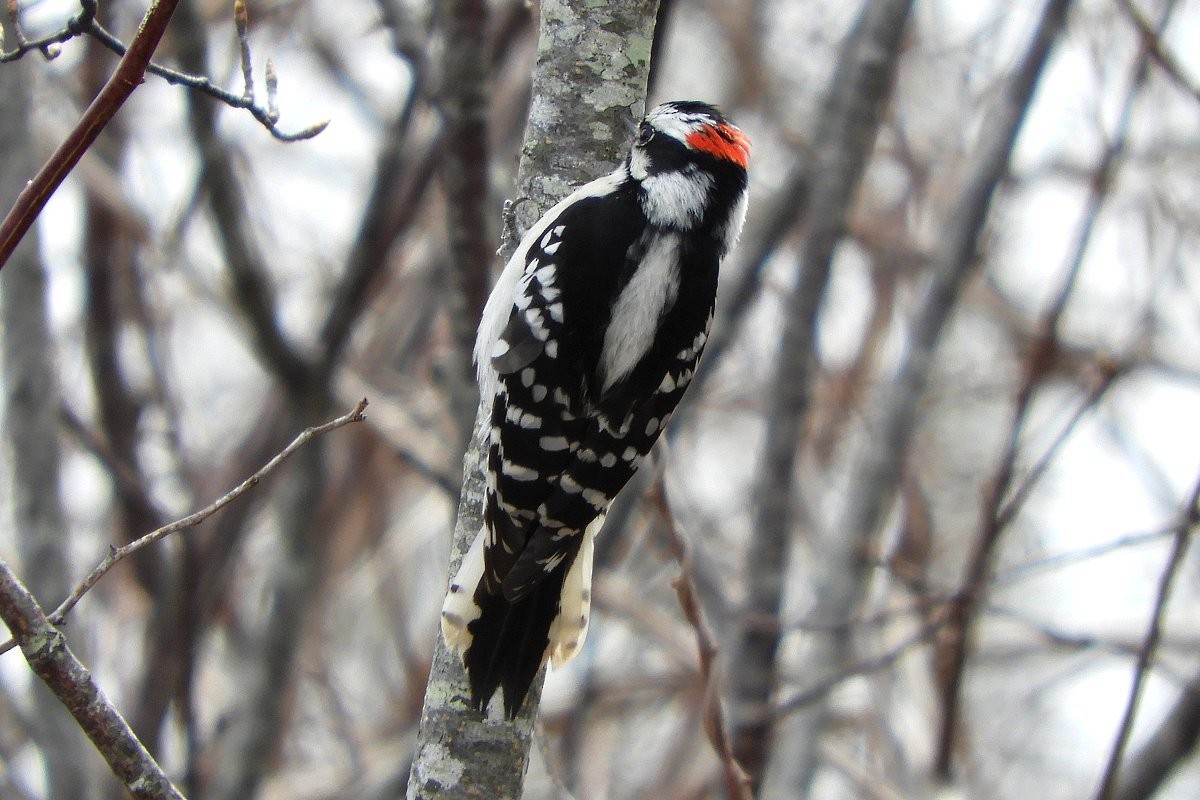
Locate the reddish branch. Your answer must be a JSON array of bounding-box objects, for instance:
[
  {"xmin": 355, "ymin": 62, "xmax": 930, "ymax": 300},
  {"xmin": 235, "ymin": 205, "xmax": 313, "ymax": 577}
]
[
  {"xmin": 0, "ymin": 0, "xmax": 327, "ymax": 272},
  {"xmin": 651, "ymin": 476, "xmax": 752, "ymax": 800},
  {"xmin": 0, "ymin": 0, "xmax": 181, "ymax": 269}
]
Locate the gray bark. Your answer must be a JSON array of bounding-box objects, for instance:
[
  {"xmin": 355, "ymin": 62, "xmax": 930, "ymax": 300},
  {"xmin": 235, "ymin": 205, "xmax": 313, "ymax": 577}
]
[
  {"xmin": 406, "ymin": 1, "xmax": 658, "ymax": 797},
  {"xmin": 0, "ymin": 563, "xmax": 185, "ymax": 800}
]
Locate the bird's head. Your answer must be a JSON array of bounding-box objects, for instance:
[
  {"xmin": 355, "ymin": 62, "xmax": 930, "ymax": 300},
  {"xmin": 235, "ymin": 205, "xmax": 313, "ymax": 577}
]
[{"xmin": 628, "ymin": 101, "xmax": 750, "ymax": 239}]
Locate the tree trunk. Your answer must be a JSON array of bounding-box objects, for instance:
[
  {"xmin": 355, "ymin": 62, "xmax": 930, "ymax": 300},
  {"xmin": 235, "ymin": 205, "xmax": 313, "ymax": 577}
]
[{"xmin": 405, "ymin": 1, "xmax": 659, "ymax": 797}]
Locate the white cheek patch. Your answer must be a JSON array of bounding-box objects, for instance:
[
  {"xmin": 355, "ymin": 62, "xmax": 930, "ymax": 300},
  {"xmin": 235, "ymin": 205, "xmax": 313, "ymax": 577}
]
[{"xmin": 640, "ymin": 168, "xmax": 713, "ymax": 229}]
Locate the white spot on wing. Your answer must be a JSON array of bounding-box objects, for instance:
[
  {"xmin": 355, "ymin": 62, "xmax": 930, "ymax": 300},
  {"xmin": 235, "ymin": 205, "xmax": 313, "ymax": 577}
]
[
  {"xmin": 537, "ymin": 551, "xmax": 568, "ymax": 572},
  {"xmin": 502, "ymin": 459, "xmax": 539, "ymax": 481},
  {"xmin": 582, "ymin": 488, "xmax": 610, "ymax": 509},
  {"xmin": 504, "ymin": 404, "xmax": 542, "ymax": 429}
]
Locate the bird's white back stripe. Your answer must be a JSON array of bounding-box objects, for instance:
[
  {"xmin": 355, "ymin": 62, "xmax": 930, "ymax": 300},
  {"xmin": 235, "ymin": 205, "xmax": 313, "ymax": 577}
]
[{"xmin": 601, "ymin": 232, "xmax": 681, "ymax": 391}]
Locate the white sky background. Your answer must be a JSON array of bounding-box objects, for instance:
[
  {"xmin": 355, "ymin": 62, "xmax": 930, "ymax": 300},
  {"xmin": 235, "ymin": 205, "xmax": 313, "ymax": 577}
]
[{"xmin": 3, "ymin": 0, "xmax": 1199, "ymax": 797}]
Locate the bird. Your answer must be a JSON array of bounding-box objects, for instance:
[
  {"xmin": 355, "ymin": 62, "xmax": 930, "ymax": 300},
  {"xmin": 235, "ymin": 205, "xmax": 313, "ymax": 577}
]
[{"xmin": 440, "ymin": 100, "xmax": 750, "ymax": 717}]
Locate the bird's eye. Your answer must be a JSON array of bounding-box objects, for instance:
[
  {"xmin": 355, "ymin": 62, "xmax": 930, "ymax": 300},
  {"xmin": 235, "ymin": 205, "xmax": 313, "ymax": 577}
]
[{"xmin": 635, "ymin": 123, "xmax": 655, "ymax": 147}]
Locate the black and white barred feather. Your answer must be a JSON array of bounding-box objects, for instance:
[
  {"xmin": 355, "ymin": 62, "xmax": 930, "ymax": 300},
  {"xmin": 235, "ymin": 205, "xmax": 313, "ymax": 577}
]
[{"xmin": 441, "ymin": 101, "xmax": 750, "ymax": 717}]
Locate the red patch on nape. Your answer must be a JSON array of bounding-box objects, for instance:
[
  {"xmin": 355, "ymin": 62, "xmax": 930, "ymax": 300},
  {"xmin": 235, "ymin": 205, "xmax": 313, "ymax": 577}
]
[{"xmin": 686, "ymin": 123, "xmax": 751, "ymax": 169}]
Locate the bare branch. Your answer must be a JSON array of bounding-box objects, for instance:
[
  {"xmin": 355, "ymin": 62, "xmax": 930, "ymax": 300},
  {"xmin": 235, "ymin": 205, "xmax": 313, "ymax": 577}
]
[
  {"xmin": 0, "ymin": 399, "xmax": 368, "ymax": 658},
  {"xmin": 174, "ymin": 0, "xmax": 313, "ymax": 391},
  {"xmin": 651, "ymin": 474, "xmax": 753, "ymax": 800},
  {"xmin": 0, "ymin": 0, "xmax": 94, "ymax": 63},
  {"xmin": 439, "ymin": 0, "xmax": 494, "ymax": 444},
  {"xmin": 0, "ymin": 0, "xmax": 181, "ymax": 270},
  {"xmin": 1111, "ymin": 668, "xmax": 1200, "ymax": 800},
  {"xmin": 0, "ymin": 562, "xmax": 186, "ymax": 800},
  {"xmin": 1118, "ymin": 0, "xmax": 1200, "ymax": 104},
  {"xmin": 0, "ymin": 56, "xmax": 90, "ymax": 794},
  {"xmin": 0, "ymin": 1, "xmax": 326, "ymax": 142},
  {"xmin": 774, "ymin": 621, "xmax": 946, "ymax": 717},
  {"xmin": 234, "ymin": 0, "xmax": 253, "ymax": 100}
]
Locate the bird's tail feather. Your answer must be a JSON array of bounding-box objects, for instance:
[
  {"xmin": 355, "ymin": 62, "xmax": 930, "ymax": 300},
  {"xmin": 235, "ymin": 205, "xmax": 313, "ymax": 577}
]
[
  {"xmin": 441, "ymin": 523, "xmax": 597, "ymax": 717},
  {"xmin": 466, "ymin": 568, "xmax": 569, "ymax": 717}
]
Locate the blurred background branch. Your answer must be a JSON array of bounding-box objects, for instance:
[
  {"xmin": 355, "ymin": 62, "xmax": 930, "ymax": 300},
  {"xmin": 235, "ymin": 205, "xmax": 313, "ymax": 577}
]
[{"xmin": 1, "ymin": 0, "xmax": 1199, "ymax": 798}]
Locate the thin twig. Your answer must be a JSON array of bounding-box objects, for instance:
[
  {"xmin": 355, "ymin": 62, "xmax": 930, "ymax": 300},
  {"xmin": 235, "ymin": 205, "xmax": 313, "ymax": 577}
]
[
  {"xmin": 87, "ymin": 19, "xmax": 324, "ymax": 140},
  {"xmin": 0, "ymin": 398, "xmax": 368, "ymax": 657},
  {"xmin": 0, "ymin": 1, "xmax": 326, "ymax": 142},
  {"xmin": 650, "ymin": 469, "xmax": 752, "ymax": 800},
  {"xmin": 0, "ymin": 0, "xmax": 95, "ymax": 63},
  {"xmin": 993, "ymin": 364, "xmax": 1121, "ymax": 531},
  {"xmin": 991, "ymin": 525, "xmax": 1175, "ymax": 586},
  {"xmin": 774, "ymin": 620, "xmax": 946, "ymax": 717},
  {"xmin": 234, "ymin": 0, "xmax": 254, "ymax": 100},
  {"xmin": 1094, "ymin": 469, "xmax": 1200, "ymax": 800}
]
